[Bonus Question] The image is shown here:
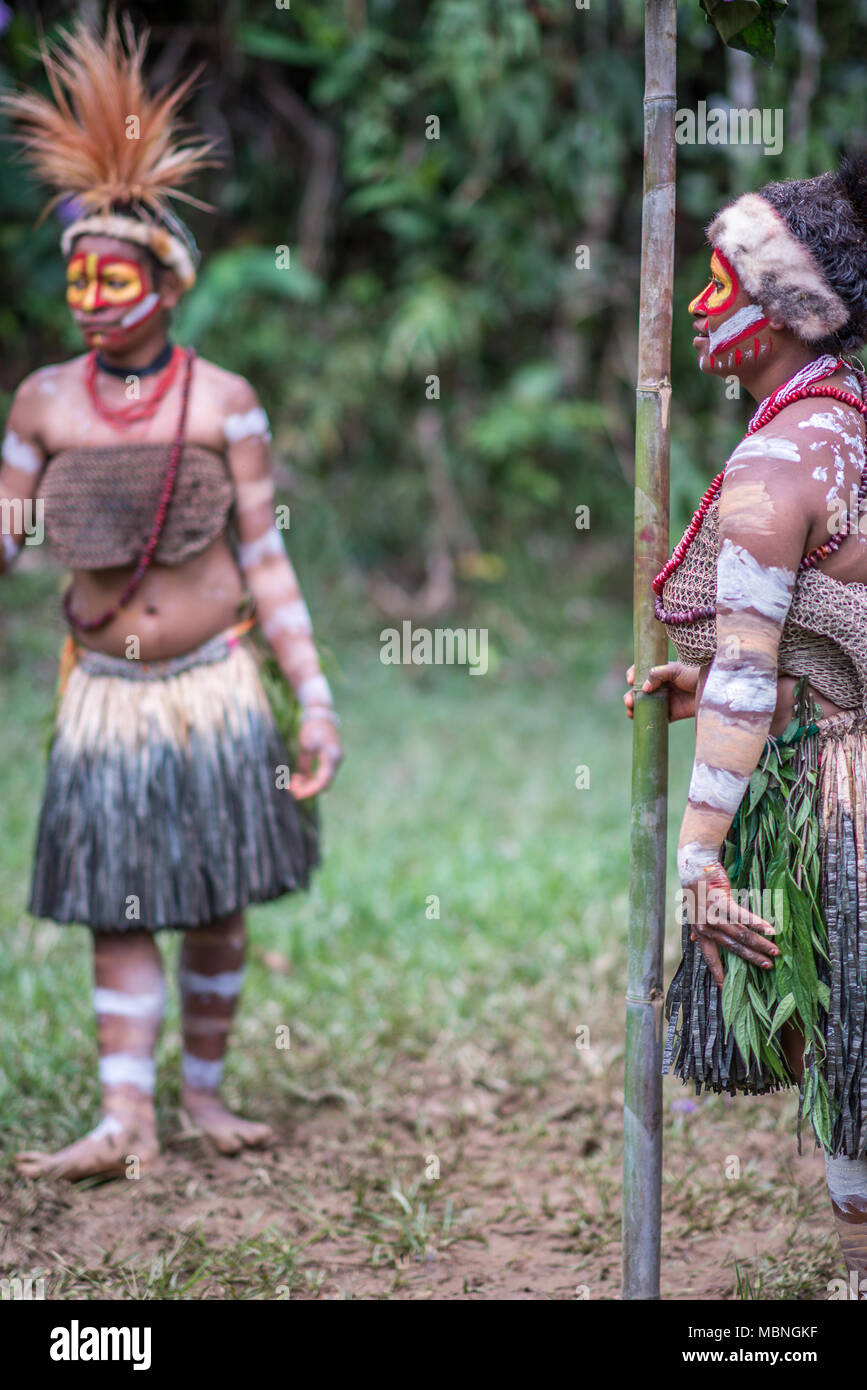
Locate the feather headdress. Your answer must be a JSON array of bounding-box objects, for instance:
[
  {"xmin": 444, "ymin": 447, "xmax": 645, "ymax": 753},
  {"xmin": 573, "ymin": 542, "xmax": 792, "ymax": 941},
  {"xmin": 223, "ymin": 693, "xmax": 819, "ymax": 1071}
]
[{"xmin": 0, "ymin": 14, "xmax": 218, "ymax": 288}]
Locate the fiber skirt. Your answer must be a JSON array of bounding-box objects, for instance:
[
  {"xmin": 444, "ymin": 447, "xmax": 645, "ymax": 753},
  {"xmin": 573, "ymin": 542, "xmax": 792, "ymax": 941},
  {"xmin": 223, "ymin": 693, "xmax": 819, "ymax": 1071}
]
[
  {"xmin": 28, "ymin": 627, "xmax": 318, "ymax": 931},
  {"xmin": 663, "ymin": 708, "xmax": 867, "ymax": 1158}
]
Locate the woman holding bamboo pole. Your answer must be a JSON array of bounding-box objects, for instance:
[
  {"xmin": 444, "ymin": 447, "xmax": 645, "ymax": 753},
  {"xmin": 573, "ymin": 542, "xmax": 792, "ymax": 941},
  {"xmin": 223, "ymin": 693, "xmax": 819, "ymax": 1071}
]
[{"xmin": 624, "ymin": 157, "xmax": 867, "ymax": 1295}]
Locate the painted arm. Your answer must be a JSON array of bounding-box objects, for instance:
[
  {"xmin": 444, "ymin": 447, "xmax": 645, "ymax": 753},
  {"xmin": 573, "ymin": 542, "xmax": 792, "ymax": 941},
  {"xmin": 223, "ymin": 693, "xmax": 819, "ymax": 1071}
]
[
  {"xmin": 676, "ymin": 429, "xmax": 826, "ymax": 983},
  {"xmin": 223, "ymin": 382, "xmax": 342, "ymax": 798},
  {"xmin": 0, "ymin": 378, "xmax": 47, "ymax": 576}
]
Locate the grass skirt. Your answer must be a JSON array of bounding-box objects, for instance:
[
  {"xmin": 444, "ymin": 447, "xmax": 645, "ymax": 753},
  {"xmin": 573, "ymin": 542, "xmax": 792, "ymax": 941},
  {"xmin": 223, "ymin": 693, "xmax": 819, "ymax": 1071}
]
[
  {"xmin": 28, "ymin": 628, "xmax": 318, "ymax": 931},
  {"xmin": 663, "ymin": 707, "xmax": 867, "ymax": 1158}
]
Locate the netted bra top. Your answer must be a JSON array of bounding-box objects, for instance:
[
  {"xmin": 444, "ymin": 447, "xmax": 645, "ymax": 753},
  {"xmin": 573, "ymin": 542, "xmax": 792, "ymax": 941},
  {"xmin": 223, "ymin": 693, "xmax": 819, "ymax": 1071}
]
[
  {"xmin": 662, "ymin": 493, "xmax": 867, "ymax": 709},
  {"xmin": 37, "ymin": 442, "xmax": 234, "ymax": 569}
]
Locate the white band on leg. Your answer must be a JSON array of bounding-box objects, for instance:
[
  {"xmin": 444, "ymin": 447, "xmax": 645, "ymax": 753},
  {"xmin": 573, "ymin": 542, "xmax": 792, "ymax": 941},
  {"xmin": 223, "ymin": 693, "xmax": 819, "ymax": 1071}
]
[
  {"xmin": 99, "ymin": 1054, "xmax": 156, "ymax": 1093},
  {"xmin": 825, "ymin": 1152, "xmax": 867, "ymax": 1208},
  {"xmin": 182, "ymin": 1052, "xmax": 224, "ymax": 1091},
  {"xmin": 179, "ymin": 967, "xmax": 245, "ymax": 999},
  {"xmin": 93, "ymin": 986, "xmax": 165, "ymax": 1019}
]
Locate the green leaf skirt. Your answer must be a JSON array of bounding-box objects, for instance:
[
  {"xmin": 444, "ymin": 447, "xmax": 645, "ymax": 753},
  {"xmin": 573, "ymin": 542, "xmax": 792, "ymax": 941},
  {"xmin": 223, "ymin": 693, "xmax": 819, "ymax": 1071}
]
[{"xmin": 663, "ymin": 686, "xmax": 867, "ymax": 1158}]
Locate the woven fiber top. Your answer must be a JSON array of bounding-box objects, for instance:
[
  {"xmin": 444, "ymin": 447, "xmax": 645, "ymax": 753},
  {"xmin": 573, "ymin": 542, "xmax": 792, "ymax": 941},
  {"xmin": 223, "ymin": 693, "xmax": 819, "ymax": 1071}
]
[
  {"xmin": 37, "ymin": 442, "xmax": 234, "ymax": 569},
  {"xmin": 663, "ymin": 493, "xmax": 867, "ymax": 708}
]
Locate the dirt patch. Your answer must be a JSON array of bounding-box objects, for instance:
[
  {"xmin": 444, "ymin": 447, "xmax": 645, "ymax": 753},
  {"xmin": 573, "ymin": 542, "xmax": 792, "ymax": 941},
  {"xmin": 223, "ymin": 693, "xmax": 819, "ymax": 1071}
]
[{"xmin": 0, "ymin": 1022, "xmax": 841, "ymax": 1300}]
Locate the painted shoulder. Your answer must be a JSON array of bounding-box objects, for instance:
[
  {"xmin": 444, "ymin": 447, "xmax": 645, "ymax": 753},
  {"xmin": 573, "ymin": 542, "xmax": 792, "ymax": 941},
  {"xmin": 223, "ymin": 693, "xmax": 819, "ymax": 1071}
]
[
  {"xmin": 13, "ymin": 356, "xmax": 87, "ymax": 404},
  {"xmin": 193, "ymin": 358, "xmax": 272, "ymax": 448},
  {"xmin": 192, "ymin": 356, "xmax": 256, "ymax": 405}
]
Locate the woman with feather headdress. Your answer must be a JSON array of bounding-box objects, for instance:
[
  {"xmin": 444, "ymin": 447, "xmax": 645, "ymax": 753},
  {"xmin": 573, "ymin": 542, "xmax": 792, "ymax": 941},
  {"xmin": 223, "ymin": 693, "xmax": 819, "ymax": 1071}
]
[
  {"xmin": 625, "ymin": 158, "xmax": 867, "ymax": 1295},
  {"xmin": 0, "ymin": 16, "xmax": 341, "ymax": 1179}
]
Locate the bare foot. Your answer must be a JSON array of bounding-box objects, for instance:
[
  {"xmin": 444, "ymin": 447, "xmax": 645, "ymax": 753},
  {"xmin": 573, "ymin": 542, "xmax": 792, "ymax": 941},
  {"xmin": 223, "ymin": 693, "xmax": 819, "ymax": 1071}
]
[
  {"xmin": 181, "ymin": 1088, "xmax": 273, "ymax": 1155},
  {"xmin": 15, "ymin": 1114, "xmax": 159, "ymax": 1181}
]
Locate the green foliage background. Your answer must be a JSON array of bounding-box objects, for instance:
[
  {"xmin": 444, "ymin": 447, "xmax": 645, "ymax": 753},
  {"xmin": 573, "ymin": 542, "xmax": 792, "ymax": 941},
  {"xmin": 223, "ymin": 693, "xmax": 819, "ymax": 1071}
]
[{"xmin": 1, "ymin": 0, "xmax": 866, "ymax": 596}]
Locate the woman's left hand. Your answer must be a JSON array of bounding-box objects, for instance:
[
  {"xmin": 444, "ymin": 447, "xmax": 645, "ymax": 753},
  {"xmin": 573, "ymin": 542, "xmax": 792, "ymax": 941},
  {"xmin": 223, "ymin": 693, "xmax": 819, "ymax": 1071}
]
[
  {"xmin": 682, "ymin": 861, "xmax": 780, "ymax": 986},
  {"xmin": 288, "ymin": 717, "xmax": 343, "ymax": 799}
]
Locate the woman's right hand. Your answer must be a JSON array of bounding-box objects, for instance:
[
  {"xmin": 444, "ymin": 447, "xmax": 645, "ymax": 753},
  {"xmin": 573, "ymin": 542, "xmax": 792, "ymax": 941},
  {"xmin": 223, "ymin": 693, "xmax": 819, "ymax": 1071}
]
[{"xmin": 623, "ymin": 662, "xmax": 699, "ymax": 723}]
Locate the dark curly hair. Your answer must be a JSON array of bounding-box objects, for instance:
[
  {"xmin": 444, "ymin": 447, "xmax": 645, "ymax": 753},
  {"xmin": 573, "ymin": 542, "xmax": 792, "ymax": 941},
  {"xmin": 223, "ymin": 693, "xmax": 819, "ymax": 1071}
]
[{"xmin": 761, "ymin": 153, "xmax": 867, "ymax": 354}]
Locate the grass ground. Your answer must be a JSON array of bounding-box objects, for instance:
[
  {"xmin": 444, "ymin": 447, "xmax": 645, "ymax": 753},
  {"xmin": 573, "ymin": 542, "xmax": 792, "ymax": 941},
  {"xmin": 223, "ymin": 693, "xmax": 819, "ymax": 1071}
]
[{"xmin": 0, "ymin": 558, "xmax": 843, "ymax": 1299}]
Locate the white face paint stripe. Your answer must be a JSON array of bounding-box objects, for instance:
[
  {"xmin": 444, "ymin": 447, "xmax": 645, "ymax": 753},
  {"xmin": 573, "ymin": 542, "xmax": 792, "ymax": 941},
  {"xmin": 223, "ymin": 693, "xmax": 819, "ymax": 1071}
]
[
  {"xmin": 98, "ymin": 1054, "xmax": 156, "ymax": 1093},
  {"xmin": 677, "ymin": 842, "xmax": 721, "ymax": 884},
  {"xmin": 179, "ymin": 967, "xmax": 245, "ymax": 999},
  {"xmin": 687, "ymin": 762, "xmax": 748, "ymax": 815},
  {"xmin": 120, "ymin": 291, "xmax": 160, "ymax": 328},
  {"xmin": 237, "ymin": 525, "xmax": 285, "ymax": 570},
  {"xmin": 263, "ymin": 600, "xmax": 313, "ymax": 639},
  {"xmin": 296, "ymin": 674, "xmax": 332, "ymax": 708},
  {"xmin": 93, "ymin": 987, "xmax": 165, "ymax": 1019},
  {"xmin": 224, "ymin": 406, "xmax": 272, "ymax": 444},
  {"xmin": 703, "ymin": 664, "xmax": 778, "ymax": 715},
  {"xmin": 716, "ymin": 539, "xmax": 794, "ymax": 621},
  {"xmin": 2, "ymin": 431, "xmax": 42, "ymax": 475},
  {"xmin": 182, "ymin": 1053, "xmax": 224, "ymax": 1091},
  {"xmin": 708, "ymin": 303, "xmax": 766, "ymax": 353}
]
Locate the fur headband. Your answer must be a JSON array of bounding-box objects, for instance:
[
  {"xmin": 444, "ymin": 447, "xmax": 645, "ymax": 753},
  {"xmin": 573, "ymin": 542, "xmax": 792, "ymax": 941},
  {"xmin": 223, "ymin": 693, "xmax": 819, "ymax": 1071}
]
[
  {"xmin": 706, "ymin": 192, "xmax": 848, "ymax": 343},
  {"xmin": 60, "ymin": 212, "xmax": 199, "ymax": 288}
]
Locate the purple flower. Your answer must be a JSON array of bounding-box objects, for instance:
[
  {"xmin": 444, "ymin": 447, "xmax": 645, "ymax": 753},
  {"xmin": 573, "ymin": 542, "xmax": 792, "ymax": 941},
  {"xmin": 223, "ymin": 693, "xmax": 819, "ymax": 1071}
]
[
  {"xmin": 0, "ymin": 3, "xmax": 11, "ymax": 38},
  {"xmin": 671, "ymin": 1098, "xmax": 698, "ymax": 1114}
]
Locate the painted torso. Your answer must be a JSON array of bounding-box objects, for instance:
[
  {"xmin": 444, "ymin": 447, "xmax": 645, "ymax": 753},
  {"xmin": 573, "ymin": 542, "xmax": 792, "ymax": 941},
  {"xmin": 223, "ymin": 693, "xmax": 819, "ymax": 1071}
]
[{"xmin": 663, "ymin": 490, "xmax": 867, "ymax": 709}]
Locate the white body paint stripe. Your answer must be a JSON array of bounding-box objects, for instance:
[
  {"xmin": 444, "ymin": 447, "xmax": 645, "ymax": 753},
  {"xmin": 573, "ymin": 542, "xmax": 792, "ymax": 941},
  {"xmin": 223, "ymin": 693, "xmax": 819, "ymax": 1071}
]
[
  {"xmin": 296, "ymin": 674, "xmax": 332, "ymax": 708},
  {"xmin": 2, "ymin": 431, "xmax": 42, "ymax": 475},
  {"xmin": 235, "ymin": 477, "xmax": 276, "ymax": 512},
  {"xmin": 730, "ymin": 434, "xmax": 802, "ymax": 464},
  {"xmin": 708, "ymin": 303, "xmax": 766, "ymax": 352},
  {"xmin": 263, "ymin": 600, "xmax": 312, "ymax": 639},
  {"xmin": 224, "ymin": 406, "xmax": 272, "ymax": 444},
  {"xmin": 797, "ymin": 411, "xmax": 848, "ymax": 433},
  {"xmin": 703, "ymin": 664, "xmax": 778, "ymax": 714},
  {"xmin": 237, "ymin": 525, "xmax": 284, "ymax": 570},
  {"xmin": 687, "ymin": 762, "xmax": 747, "ymax": 815},
  {"xmin": 716, "ymin": 539, "xmax": 794, "ymax": 621},
  {"xmin": 88, "ymin": 1115, "xmax": 125, "ymax": 1140},
  {"xmin": 99, "ymin": 1054, "xmax": 156, "ymax": 1093},
  {"xmin": 93, "ymin": 987, "xmax": 165, "ymax": 1019},
  {"xmin": 677, "ymin": 842, "xmax": 721, "ymax": 885},
  {"xmin": 181, "ymin": 1053, "xmax": 225, "ymax": 1091},
  {"xmin": 179, "ymin": 967, "xmax": 245, "ymax": 998}
]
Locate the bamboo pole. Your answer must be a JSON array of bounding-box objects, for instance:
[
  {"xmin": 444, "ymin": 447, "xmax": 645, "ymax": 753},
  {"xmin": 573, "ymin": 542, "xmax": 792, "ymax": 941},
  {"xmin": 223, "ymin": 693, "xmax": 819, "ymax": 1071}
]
[{"xmin": 622, "ymin": 0, "xmax": 677, "ymax": 1302}]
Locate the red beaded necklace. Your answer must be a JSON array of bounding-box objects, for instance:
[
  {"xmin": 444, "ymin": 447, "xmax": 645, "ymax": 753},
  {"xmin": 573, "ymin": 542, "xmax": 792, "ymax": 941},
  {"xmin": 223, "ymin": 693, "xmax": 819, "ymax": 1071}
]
[
  {"xmin": 86, "ymin": 342, "xmax": 183, "ymax": 427},
  {"xmin": 64, "ymin": 347, "xmax": 196, "ymax": 634},
  {"xmin": 653, "ymin": 358, "xmax": 867, "ymax": 626}
]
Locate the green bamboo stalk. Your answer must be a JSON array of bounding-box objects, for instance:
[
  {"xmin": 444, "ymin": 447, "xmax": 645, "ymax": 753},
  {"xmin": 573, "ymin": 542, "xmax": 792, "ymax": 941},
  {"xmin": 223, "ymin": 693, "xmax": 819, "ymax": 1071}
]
[{"xmin": 622, "ymin": 0, "xmax": 677, "ymax": 1302}]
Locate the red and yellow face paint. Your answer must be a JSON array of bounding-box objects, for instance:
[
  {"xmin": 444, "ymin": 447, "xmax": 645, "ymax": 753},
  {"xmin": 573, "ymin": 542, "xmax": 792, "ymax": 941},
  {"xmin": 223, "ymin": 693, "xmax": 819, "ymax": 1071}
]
[
  {"xmin": 689, "ymin": 248, "xmax": 770, "ymax": 368},
  {"xmin": 66, "ymin": 253, "xmax": 150, "ymax": 310},
  {"xmin": 66, "ymin": 252, "xmax": 161, "ymax": 345},
  {"xmin": 688, "ymin": 249, "xmax": 739, "ymax": 319}
]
